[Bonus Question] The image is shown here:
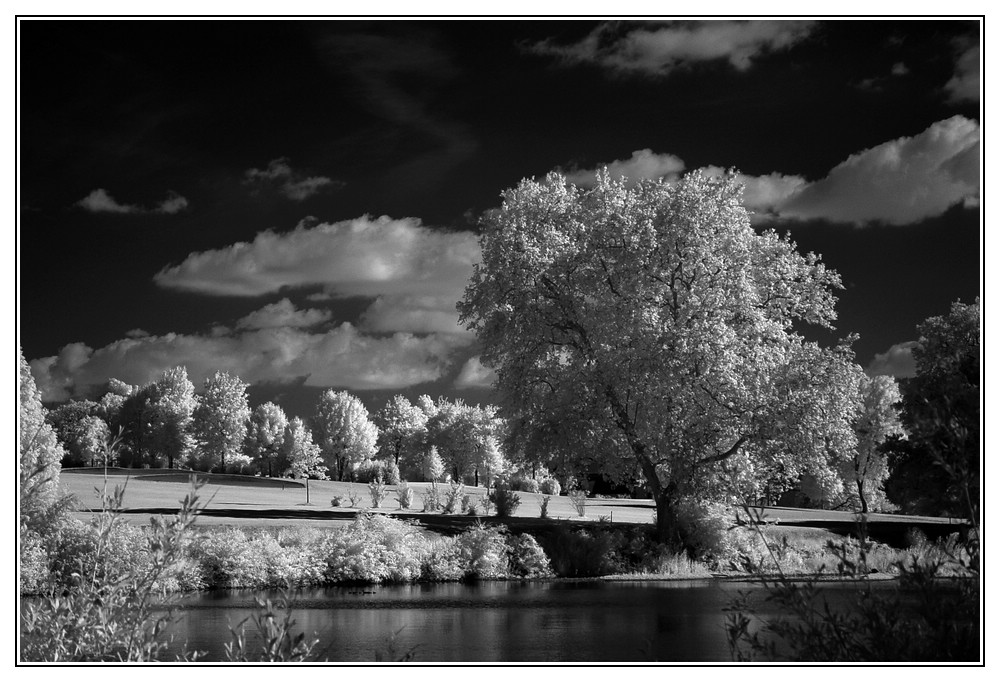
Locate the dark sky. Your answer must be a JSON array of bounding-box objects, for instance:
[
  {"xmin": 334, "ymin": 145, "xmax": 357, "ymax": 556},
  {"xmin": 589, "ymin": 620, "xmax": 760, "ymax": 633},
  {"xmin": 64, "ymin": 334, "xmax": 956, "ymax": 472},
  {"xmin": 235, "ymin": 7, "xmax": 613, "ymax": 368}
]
[{"xmin": 17, "ymin": 19, "xmax": 981, "ymax": 420}]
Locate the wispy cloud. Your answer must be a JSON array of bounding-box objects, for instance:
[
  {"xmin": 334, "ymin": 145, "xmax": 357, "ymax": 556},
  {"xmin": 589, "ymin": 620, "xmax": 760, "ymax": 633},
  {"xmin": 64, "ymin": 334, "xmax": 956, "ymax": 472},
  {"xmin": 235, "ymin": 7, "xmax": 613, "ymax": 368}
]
[
  {"xmin": 945, "ymin": 40, "xmax": 979, "ymax": 104},
  {"xmin": 243, "ymin": 157, "xmax": 341, "ymax": 201},
  {"xmin": 76, "ymin": 188, "xmax": 189, "ymax": 215},
  {"xmin": 528, "ymin": 20, "xmax": 816, "ymax": 76},
  {"xmin": 558, "ymin": 116, "xmax": 979, "ymax": 226}
]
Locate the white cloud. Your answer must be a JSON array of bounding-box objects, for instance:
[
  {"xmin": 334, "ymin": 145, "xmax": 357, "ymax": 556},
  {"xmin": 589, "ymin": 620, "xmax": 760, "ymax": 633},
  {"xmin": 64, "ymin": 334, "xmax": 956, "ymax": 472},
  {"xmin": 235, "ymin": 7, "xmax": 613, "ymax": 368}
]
[
  {"xmin": 529, "ymin": 20, "xmax": 816, "ymax": 75},
  {"xmin": 359, "ymin": 294, "xmax": 470, "ymax": 335},
  {"xmin": 157, "ymin": 191, "xmax": 190, "ymax": 214},
  {"xmin": 562, "ymin": 116, "xmax": 979, "ymax": 227},
  {"xmin": 561, "ymin": 149, "xmax": 685, "ymax": 187},
  {"xmin": 28, "ymin": 324, "xmax": 468, "ymax": 401},
  {"xmin": 866, "ymin": 341, "xmax": 917, "ymax": 379},
  {"xmin": 77, "ymin": 189, "xmax": 138, "ymax": 214},
  {"xmin": 76, "ymin": 188, "xmax": 189, "ymax": 215},
  {"xmin": 244, "ymin": 157, "xmax": 340, "ymax": 201},
  {"xmin": 235, "ymin": 298, "xmax": 333, "ymax": 330},
  {"xmin": 155, "ymin": 215, "xmax": 480, "ymax": 302},
  {"xmin": 946, "ymin": 42, "xmax": 979, "ymax": 104},
  {"xmin": 454, "ymin": 355, "xmax": 496, "ymax": 389},
  {"xmin": 778, "ymin": 116, "xmax": 979, "ymax": 225}
]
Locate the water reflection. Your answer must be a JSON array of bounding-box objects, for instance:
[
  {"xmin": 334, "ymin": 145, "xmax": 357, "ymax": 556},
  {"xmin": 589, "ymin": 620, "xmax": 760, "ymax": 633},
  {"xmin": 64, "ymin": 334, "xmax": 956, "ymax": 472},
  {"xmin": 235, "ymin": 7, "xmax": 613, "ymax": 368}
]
[{"xmin": 167, "ymin": 580, "xmax": 768, "ymax": 662}]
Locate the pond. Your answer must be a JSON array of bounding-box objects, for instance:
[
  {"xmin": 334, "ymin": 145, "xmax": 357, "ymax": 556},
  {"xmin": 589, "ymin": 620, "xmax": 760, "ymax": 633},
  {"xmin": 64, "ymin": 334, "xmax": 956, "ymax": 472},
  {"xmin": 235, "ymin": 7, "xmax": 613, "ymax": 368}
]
[{"xmin": 162, "ymin": 579, "xmax": 879, "ymax": 662}]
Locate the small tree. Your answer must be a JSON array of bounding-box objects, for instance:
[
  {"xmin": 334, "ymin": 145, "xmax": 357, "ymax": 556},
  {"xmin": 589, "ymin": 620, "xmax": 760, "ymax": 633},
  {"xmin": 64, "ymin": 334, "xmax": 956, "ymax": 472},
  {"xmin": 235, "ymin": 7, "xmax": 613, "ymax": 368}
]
[
  {"xmin": 282, "ymin": 418, "xmax": 327, "ymax": 480},
  {"xmin": 844, "ymin": 375, "xmax": 904, "ymax": 514},
  {"xmin": 19, "ymin": 349, "xmax": 65, "ymax": 521}
]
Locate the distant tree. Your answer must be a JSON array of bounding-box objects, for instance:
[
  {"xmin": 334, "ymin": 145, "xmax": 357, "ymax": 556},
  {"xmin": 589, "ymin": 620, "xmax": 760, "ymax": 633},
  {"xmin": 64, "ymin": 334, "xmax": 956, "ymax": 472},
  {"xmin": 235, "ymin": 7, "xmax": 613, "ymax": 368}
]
[
  {"xmin": 843, "ymin": 375, "xmax": 905, "ymax": 514},
  {"xmin": 246, "ymin": 402, "xmax": 289, "ymax": 477},
  {"xmin": 145, "ymin": 367, "xmax": 198, "ymax": 469},
  {"xmin": 312, "ymin": 390, "xmax": 378, "ymax": 480},
  {"xmin": 19, "ymin": 349, "xmax": 65, "ymax": 518},
  {"xmin": 374, "ymin": 395, "xmax": 427, "ymax": 472},
  {"xmin": 425, "ymin": 399, "xmax": 507, "ymax": 486},
  {"xmin": 282, "ymin": 417, "xmax": 328, "ymax": 480},
  {"xmin": 458, "ymin": 171, "xmax": 863, "ymax": 542},
  {"xmin": 423, "ymin": 445, "xmax": 445, "ymax": 482},
  {"xmin": 192, "ymin": 371, "xmax": 251, "ymax": 472},
  {"xmin": 887, "ymin": 299, "xmax": 980, "ymax": 520},
  {"xmin": 48, "ymin": 400, "xmax": 108, "ymax": 467}
]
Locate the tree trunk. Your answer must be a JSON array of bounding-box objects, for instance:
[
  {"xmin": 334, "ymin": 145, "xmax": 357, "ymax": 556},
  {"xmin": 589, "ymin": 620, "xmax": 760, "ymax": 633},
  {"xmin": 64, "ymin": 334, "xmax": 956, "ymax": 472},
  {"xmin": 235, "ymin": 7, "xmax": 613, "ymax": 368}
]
[
  {"xmin": 857, "ymin": 478, "xmax": 869, "ymax": 515},
  {"xmin": 475, "ymin": 467, "xmax": 479, "ymax": 488}
]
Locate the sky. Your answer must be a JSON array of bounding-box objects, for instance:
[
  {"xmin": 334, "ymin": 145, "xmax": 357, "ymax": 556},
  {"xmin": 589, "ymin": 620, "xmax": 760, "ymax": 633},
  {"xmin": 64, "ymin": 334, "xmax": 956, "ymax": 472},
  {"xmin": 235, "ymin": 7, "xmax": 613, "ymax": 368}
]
[{"xmin": 17, "ymin": 18, "xmax": 982, "ymax": 421}]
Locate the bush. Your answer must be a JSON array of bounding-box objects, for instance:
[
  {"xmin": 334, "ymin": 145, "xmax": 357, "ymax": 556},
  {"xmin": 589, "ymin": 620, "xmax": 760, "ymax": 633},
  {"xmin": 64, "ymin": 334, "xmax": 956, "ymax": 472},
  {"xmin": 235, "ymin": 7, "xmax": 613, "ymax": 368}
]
[
  {"xmin": 443, "ymin": 481, "xmax": 465, "ymax": 514},
  {"xmin": 395, "ymin": 481, "xmax": 413, "ymax": 510},
  {"xmin": 538, "ymin": 495, "xmax": 551, "ymax": 519},
  {"xmin": 368, "ymin": 476, "xmax": 387, "ymax": 508},
  {"xmin": 323, "ymin": 513, "xmax": 427, "ymax": 583},
  {"xmin": 569, "ymin": 489, "xmax": 587, "ymax": 517},
  {"xmin": 347, "ymin": 487, "xmax": 364, "ymax": 508},
  {"xmin": 355, "ymin": 460, "xmax": 400, "ymax": 485},
  {"xmin": 462, "ymin": 494, "xmax": 480, "ymax": 515},
  {"xmin": 19, "ymin": 528, "xmax": 49, "ymax": 594},
  {"xmin": 421, "ymin": 538, "xmax": 464, "ymax": 581},
  {"xmin": 539, "ymin": 478, "xmax": 561, "ymax": 496},
  {"xmin": 539, "ymin": 526, "xmax": 616, "ymax": 577},
  {"xmin": 509, "ymin": 533, "xmax": 553, "ymax": 578},
  {"xmin": 511, "ymin": 476, "xmax": 540, "ymax": 493},
  {"xmin": 421, "ymin": 481, "xmax": 442, "ymax": 512},
  {"xmin": 489, "ymin": 483, "xmax": 521, "ymax": 517},
  {"xmin": 330, "ymin": 496, "xmax": 344, "ymax": 507},
  {"xmin": 455, "ymin": 524, "xmax": 510, "ymax": 579}
]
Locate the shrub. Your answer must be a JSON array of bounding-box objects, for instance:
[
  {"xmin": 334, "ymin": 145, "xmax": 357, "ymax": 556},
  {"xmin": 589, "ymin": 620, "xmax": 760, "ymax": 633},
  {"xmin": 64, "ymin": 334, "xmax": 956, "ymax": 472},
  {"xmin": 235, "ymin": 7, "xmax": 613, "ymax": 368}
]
[
  {"xmin": 539, "ymin": 478, "xmax": 561, "ymax": 496},
  {"xmin": 511, "ymin": 476, "xmax": 540, "ymax": 493},
  {"xmin": 226, "ymin": 592, "xmax": 319, "ymax": 662},
  {"xmin": 443, "ymin": 481, "xmax": 465, "ymax": 514},
  {"xmin": 422, "ymin": 481, "xmax": 441, "ymax": 512},
  {"xmin": 539, "ymin": 526, "xmax": 616, "ymax": 578},
  {"xmin": 347, "ymin": 487, "xmax": 364, "ymax": 508},
  {"xmin": 462, "ymin": 494, "xmax": 480, "ymax": 516},
  {"xmin": 190, "ymin": 528, "xmax": 273, "ymax": 588},
  {"xmin": 368, "ymin": 476, "xmax": 387, "ymax": 508},
  {"xmin": 323, "ymin": 512, "xmax": 426, "ymax": 583},
  {"xmin": 673, "ymin": 498, "xmax": 732, "ymax": 560},
  {"xmin": 539, "ymin": 495, "xmax": 551, "ymax": 519},
  {"xmin": 509, "ymin": 533, "xmax": 553, "ymax": 578},
  {"xmin": 489, "ymin": 483, "xmax": 521, "ymax": 518},
  {"xmin": 421, "ymin": 538, "xmax": 464, "ymax": 581},
  {"xmin": 355, "ymin": 459, "xmax": 400, "ymax": 485},
  {"xmin": 480, "ymin": 489, "xmax": 494, "ymax": 516},
  {"xmin": 569, "ymin": 489, "xmax": 587, "ymax": 517},
  {"xmin": 330, "ymin": 496, "xmax": 343, "ymax": 507},
  {"xmin": 455, "ymin": 524, "xmax": 510, "ymax": 579},
  {"xmin": 19, "ymin": 528, "xmax": 49, "ymax": 594},
  {"xmin": 395, "ymin": 481, "xmax": 413, "ymax": 510}
]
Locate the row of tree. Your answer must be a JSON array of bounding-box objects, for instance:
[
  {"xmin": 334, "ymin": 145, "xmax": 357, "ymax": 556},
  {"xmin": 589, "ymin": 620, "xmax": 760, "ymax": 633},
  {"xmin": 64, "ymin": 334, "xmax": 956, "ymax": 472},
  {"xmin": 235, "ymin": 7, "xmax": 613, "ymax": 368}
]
[{"xmin": 40, "ymin": 366, "xmax": 512, "ymax": 486}]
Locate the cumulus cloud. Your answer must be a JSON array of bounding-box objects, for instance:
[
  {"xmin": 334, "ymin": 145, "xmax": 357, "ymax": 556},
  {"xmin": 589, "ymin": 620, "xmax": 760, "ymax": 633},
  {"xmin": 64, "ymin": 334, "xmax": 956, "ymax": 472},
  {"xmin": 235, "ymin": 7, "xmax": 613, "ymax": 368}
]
[
  {"xmin": 528, "ymin": 20, "xmax": 816, "ymax": 75},
  {"xmin": 359, "ymin": 295, "xmax": 470, "ymax": 336},
  {"xmin": 866, "ymin": 341, "xmax": 917, "ymax": 378},
  {"xmin": 562, "ymin": 116, "xmax": 978, "ymax": 226},
  {"xmin": 244, "ymin": 157, "xmax": 341, "ymax": 201},
  {"xmin": 76, "ymin": 188, "xmax": 189, "ymax": 215},
  {"xmin": 28, "ymin": 324, "xmax": 468, "ymax": 402},
  {"xmin": 561, "ymin": 149, "xmax": 685, "ymax": 187},
  {"xmin": 778, "ymin": 116, "xmax": 979, "ymax": 225},
  {"xmin": 946, "ymin": 42, "xmax": 979, "ymax": 103},
  {"xmin": 235, "ymin": 298, "xmax": 333, "ymax": 330},
  {"xmin": 155, "ymin": 215, "xmax": 480, "ymax": 302},
  {"xmin": 453, "ymin": 355, "xmax": 496, "ymax": 389}
]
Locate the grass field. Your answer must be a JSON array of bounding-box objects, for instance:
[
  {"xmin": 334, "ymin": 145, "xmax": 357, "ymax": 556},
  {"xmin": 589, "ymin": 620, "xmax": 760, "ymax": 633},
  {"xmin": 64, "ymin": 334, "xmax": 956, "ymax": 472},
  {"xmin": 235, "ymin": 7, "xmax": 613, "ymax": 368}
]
[{"xmin": 59, "ymin": 468, "xmax": 963, "ymax": 541}]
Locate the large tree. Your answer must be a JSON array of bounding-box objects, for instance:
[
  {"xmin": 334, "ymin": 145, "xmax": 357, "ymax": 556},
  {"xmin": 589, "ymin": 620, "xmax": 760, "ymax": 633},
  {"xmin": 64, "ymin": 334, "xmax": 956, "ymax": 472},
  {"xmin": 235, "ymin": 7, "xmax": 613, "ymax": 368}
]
[
  {"xmin": 459, "ymin": 171, "xmax": 862, "ymax": 542},
  {"xmin": 48, "ymin": 400, "xmax": 109, "ymax": 467},
  {"xmin": 888, "ymin": 299, "xmax": 980, "ymax": 520},
  {"xmin": 246, "ymin": 402, "xmax": 290, "ymax": 477},
  {"xmin": 312, "ymin": 390, "xmax": 378, "ymax": 480},
  {"xmin": 19, "ymin": 349, "xmax": 65, "ymax": 518},
  {"xmin": 192, "ymin": 371, "xmax": 250, "ymax": 472}
]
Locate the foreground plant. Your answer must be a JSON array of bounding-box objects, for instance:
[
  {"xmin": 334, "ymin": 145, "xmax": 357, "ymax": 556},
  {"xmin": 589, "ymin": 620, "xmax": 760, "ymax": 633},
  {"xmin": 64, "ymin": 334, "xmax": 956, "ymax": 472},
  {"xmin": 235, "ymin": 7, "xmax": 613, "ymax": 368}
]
[
  {"xmin": 225, "ymin": 590, "xmax": 320, "ymax": 662},
  {"xmin": 21, "ymin": 478, "xmax": 204, "ymax": 662}
]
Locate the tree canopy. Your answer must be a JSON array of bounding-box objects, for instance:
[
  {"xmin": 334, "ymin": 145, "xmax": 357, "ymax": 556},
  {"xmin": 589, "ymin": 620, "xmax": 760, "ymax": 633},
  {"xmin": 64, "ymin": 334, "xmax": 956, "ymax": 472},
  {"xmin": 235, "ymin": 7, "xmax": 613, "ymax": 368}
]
[
  {"xmin": 459, "ymin": 171, "xmax": 863, "ymax": 541},
  {"xmin": 312, "ymin": 390, "xmax": 378, "ymax": 480},
  {"xmin": 192, "ymin": 371, "xmax": 251, "ymax": 472}
]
